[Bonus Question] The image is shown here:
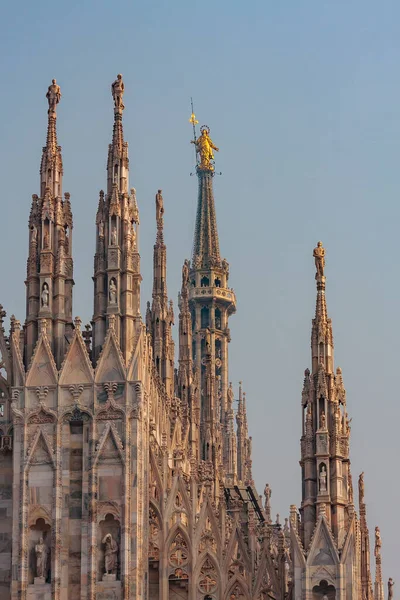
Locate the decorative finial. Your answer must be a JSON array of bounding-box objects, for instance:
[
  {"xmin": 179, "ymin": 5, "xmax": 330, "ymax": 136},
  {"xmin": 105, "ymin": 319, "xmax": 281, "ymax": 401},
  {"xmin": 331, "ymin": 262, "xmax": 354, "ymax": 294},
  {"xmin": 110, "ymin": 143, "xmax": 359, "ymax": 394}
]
[
  {"xmin": 155, "ymin": 190, "xmax": 164, "ymax": 229},
  {"xmin": 313, "ymin": 241, "xmax": 325, "ymax": 279},
  {"xmin": 111, "ymin": 74, "xmax": 125, "ymax": 112},
  {"xmin": 46, "ymin": 79, "xmax": 61, "ymax": 115},
  {"xmin": 74, "ymin": 316, "xmax": 82, "ymax": 331}
]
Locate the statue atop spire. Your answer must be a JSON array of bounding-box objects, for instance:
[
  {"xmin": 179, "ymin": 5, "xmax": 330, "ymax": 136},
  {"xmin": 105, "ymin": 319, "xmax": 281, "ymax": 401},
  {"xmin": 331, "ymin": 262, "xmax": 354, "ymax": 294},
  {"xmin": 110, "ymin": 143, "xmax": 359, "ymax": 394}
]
[
  {"xmin": 111, "ymin": 74, "xmax": 125, "ymax": 112},
  {"xmin": 313, "ymin": 241, "xmax": 325, "ymax": 279},
  {"xmin": 46, "ymin": 79, "xmax": 61, "ymax": 115},
  {"xmin": 156, "ymin": 190, "xmax": 164, "ymax": 229},
  {"xmin": 191, "ymin": 125, "xmax": 219, "ymax": 171}
]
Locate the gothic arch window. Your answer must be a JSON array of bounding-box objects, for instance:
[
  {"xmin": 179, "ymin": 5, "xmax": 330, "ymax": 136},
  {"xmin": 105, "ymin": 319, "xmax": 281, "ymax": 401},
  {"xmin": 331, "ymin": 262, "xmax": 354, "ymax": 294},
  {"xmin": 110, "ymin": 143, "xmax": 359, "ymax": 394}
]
[
  {"xmin": 169, "ymin": 531, "xmax": 189, "ymax": 569},
  {"xmin": 198, "ymin": 557, "xmax": 218, "ymax": 597},
  {"xmin": 201, "ymin": 276, "xmax": 209, "ymax": 287},
  {"xmin": 214, "ymin": 278, "xmax": 221, "ymax": 288},
  {"xmin": 215, "ymin": 308, "xmax": 222, "ymax": 330},
  {"xmin": 201, "ymin": 307, "xmax": 210, "ymax": 329}
]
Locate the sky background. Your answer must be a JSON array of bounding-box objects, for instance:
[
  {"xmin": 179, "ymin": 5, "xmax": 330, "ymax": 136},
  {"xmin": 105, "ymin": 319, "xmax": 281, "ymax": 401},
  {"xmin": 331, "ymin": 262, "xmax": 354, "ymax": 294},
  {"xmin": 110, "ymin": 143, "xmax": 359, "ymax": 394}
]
[{"xmin": 0, "ymin": 0, "xmax": 398, "ymax": 582}]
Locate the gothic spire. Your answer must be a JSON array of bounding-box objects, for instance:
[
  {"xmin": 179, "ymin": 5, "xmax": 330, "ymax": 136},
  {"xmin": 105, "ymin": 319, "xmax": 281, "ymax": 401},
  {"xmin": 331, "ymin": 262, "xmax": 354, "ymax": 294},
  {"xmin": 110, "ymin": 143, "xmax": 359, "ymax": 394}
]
[
  {"xmin": 40, "ymin": 79, "xmax": 63, "ymax": 198},
  {"xmin": 374, "ymin": 526, "xmax": 384, "ymax": 600},
  {"xmin": 92, "ymin": 75, "xmax": 141, "ymax": 363},
  {"xmin": 311, "ymin": 241, "xmax": 334, "ymax": 374},
  {"xmin": 148, "ymin": 190, "xmax": 174, "ymax": 394},
  {"xmin": 107, "ymin": 74, "xmax": 128, "ymax": 195},
  {"xmin": 191, "ymin": 126, "xmax": 221, "ymax": 269}
]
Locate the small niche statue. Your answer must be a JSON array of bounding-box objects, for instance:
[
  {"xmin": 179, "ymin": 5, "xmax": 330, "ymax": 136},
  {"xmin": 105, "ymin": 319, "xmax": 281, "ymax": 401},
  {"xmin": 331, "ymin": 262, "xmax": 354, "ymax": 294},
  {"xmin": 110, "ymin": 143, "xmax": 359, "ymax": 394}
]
[
  {"xmin": 111, "ymin": 226, "xmax": 117, "ymax": 246},
  {"xmin": 313, "ymin": 241, "xmax": 325, "ymax": 279},
  {"xmin": 109, "ymin": 279, "xmax": 117, "ymax": 304},
  {"xmin": 102, "ymin": 533, "xmax": 118, "ymax": 575},
  {"xmin": 388, "ymin": 578, "xmax": 395, "ymax": 599},
  {"xmin": 319, "ymin": 410, "xmax": 326, "ymax": 430},
  {"xmin": 319, "ymin": 464, "xmax": 327, "ymax": 492},
  {"xmin": 41, "ymin": 283, "xmax": 49, "ymax": 308},
  {"xmin": 35, "ymin": 535, "xmax": 48, "ymax": 580}
]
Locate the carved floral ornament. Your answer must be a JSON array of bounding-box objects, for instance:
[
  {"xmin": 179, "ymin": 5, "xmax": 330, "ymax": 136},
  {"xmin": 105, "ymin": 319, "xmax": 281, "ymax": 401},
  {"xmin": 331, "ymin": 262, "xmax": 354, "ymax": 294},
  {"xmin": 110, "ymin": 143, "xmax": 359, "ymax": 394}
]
[{"xmin": 169, "ymin": 532, "xmax": 189, "ymax": 568}]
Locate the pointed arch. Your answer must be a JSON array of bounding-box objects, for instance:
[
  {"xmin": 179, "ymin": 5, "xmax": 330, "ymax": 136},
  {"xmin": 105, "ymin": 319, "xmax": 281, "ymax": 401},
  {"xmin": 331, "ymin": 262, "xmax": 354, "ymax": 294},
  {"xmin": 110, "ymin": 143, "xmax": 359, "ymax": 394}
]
[
  {"xmin": 59, "ymin": 328, "xmax": 94, "ymax": 384},
  {"xmin": 95, "ymin": 329, "xmax": 126, "ymax": 382},
  {"xmin": 93, "ymin": 421, "xmax": 124, "ymax": 467},
  {"xmin": 25, "ymin": 427, "xmax": 56, "ymax": 469},
  {"xmin": 26, "ymin": 334, "xmax": 58, "ymax": 387},
  {"xmin": 225, "ymin": 576, "xmax": 251, "ymax": 600}
]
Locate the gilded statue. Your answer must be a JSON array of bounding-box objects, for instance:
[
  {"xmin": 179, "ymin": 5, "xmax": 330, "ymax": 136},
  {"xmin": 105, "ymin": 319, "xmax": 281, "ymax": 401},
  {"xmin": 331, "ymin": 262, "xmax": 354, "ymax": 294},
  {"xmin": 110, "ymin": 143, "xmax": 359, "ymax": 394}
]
[
  {"xmin": 313, "ymin": 241, "xmax": 325, "ymax": 279},
  {"xmin": 46, "ymin": 79, "xmax": 61, "ymax": 114},
  {"xmin": 111, "ymin": 74, "xmax": 125, "ymax": 111},
  {"xmin": 191, "ymin": 126, "xmax": 219, "ymax": 171}
]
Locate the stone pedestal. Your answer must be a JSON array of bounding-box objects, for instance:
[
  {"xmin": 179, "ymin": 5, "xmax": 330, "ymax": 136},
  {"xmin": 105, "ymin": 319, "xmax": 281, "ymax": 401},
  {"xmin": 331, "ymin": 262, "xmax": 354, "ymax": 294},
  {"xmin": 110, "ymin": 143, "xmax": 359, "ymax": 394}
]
[
  {"xmin": 28, "ymin": 582, "xmax": 51, "ymax": 600},
  {"xmin": 96, "ymin": 578, "xmax": 121, "ymax": 600},
  {"xmin": 102, "ymin": 573, "xmax": 116, "ymax": 582}
]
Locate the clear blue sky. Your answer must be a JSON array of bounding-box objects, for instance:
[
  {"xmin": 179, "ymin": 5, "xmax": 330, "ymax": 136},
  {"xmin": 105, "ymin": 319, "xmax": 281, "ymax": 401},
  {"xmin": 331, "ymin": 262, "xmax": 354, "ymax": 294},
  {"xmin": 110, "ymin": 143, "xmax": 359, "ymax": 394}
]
[{"xmin": 0, "ymin": 0, "xmax": 398, "ymax": 581}]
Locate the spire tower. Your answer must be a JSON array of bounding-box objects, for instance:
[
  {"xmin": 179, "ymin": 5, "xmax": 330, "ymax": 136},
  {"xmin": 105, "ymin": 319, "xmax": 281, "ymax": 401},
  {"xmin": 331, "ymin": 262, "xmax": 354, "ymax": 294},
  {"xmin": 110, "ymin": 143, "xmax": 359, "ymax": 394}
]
[
  {"xmin": 147, "ymin": 190, "xmax": 174, "ymax": 395},
  {"xmin": 25, "ymin": 79, "xmax": 74, "ymax": 367},
  {"xmin": 187, "ymin": 120, "xmax": 236, "ymax": 486},
  {"xmin": 299, "ymin": 243, "xmax": 352, "ymax": 547},
  {"xmin": 92, "ymin": 74, "xmax": 141, "ymax": 362}
]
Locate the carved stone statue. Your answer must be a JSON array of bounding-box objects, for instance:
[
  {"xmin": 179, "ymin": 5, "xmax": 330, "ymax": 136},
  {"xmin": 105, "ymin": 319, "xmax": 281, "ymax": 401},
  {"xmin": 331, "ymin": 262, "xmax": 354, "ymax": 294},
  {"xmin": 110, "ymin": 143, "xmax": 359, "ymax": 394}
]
[
  {"xmin": 182, "ymin": 259, "xmax": 190, "ymax": 290},
  {"xmin": 191, "ymin": 126, "xmax": 219, "ymax": 171},
  {"xmin": 31, "ymin": 226, "xmax": 37, "ymax": 244},
  {"xmin": 156, "ymin": 190, "xmax": 164, "ymax": 227},
  {"xmin": 109, "ymin": 279, "xmax": 117, "ymax": 304},
  {"xmin": 227, "ymin": 383, "xmax": 234, "ymax": 408},
  {"xmin": 131, "ymin": 223, "xmax": 136, "ymax": 248},
  {"xmin": 46, "ymin": 79, "xmax": 61, "ymax": 114},
  {"xmin": 98, "ymin": 221, "xmax": 104, "ymax": 237},
  {"xmin": 319, "ymin": 464, "xmax": 327, "ymax": 492},
  {"xmin": 102, "ymin": 533, "xmax": 118, "ymax": 574},
  {"xmin": 111, "ymin": 226, "xmax": 117, "ymax": 246},
  {"xmin": 111, "ymin": 74, "xmax": 125, "ymax": 111},
  {"xmin": 41, "ymin": 283, "xmax": 49, "ymax": 308},
  {"xmin": 43, "ymin": 230, "xmax": 50, "ymax": 249},
  {"xmin": 205, "ymin": 328, "xmax": 211, "ymax": 354},
  {"xmin": 35, "ymin": 536, "xmax": 47, "ymax": 579},
  {"xmin": 313, "ymin": 241, "xmax": 325, "ymax": 279},
  {"xmin": 375, "ymin": 526, "xmax": 382, "ymax": 557},
  {"xmin": 358, "ymin": 472, "xmax": 365, "ymax": 505},
  {"xmin": 319, "ymin": 410, "xmax": 326, "ymax": 430},
  {"xmin": 264, "ymin": 483, "xmax": 271, "ymax": 509},
  {"xmin": 388, "ymin": 579, "xmax": 395, "ymax": 599}
]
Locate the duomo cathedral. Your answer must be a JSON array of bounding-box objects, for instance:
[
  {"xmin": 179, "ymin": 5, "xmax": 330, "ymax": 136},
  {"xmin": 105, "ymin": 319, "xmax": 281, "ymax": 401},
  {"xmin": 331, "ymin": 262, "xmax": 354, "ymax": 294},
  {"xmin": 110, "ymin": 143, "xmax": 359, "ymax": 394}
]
[{"xmin": 0, "ymin": 76, "xmax": 390, "ymax": 600}]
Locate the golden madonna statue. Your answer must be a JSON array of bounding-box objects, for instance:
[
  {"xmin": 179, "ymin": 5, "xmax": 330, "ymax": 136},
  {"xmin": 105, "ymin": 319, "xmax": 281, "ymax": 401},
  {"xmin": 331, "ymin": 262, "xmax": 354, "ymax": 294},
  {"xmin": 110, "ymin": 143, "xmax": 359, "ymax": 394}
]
[{"xmin": 191, "ymin": 126, "xmax": 219, "ymax": 171}]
